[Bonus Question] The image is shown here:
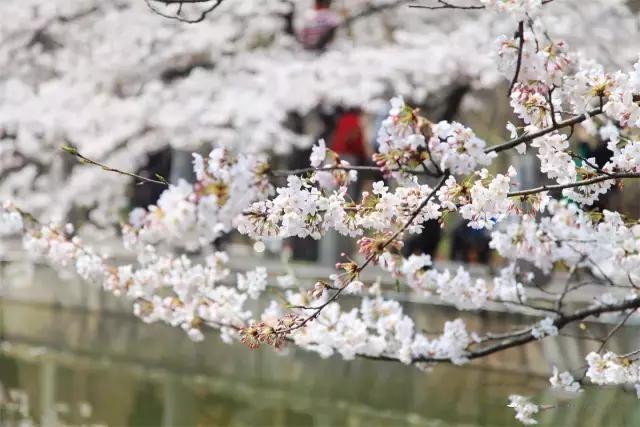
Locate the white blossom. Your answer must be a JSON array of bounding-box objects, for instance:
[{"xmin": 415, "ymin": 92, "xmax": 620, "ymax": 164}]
[
  {"xmin": 531, "ymin": 317, "xmax": 558, "ymax": 339},
  {"xmin": 508, "ymin": 395, "xmax": 539, "ymax": 425},
  {"xmin": 0, "ymin": 210, "xmax": 23, "ymax": 236},
  {"xmin": 549, "ymin": 366, "xmax": 582, "ymax": 393},
  {"xmin": 237, "ymin": 267, "xmax": 268, "ymax": 300}
]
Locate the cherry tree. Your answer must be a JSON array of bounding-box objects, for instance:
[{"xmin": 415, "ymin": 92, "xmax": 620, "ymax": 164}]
[
  {"xmin": 1, "ymin": 0, "xmax": 637, "ymax": 225},
  {"xmin": 3, "ymin": 0, "xmax": 640, "ymax": 424}
]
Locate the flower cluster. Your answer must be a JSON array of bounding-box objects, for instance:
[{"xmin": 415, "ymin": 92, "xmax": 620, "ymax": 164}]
[
  {"xmin": 412, "ymin": 319, "xmax": 472, "ymax": 365},
  {"xmin": 531, "ymin": 133, "xmax": 575, "ymax": 184},
  {"xmin": 0, "ymin": 202, "xmax": 23, "ymax": 236},
  {"xmin": 238, "ymin": 177, "xmax": 441, "ymax": 241},
  {"xmin": 549, "ymin": 366, "xmax": 582, "ymax": 393},
  {"xmin": 386, "ymin": 255, "xmax": 527, "ymax": 308},
  {"xmin": 507, "ymin": 395, "xmax": 539, "ymax": 425},
  {"xmin": 510, "ymin": 83, "xmax": 557, "ymax": 128},
  {"xmin": 5, "ymin": 202, "xmax": 489, "ymax": 371},
  {"xmin": 424, "ymin": 266, "xmax": 490, "ymax": 310},
  {"xmin": 568, "ymin": 63, "xmax": 640, "ymax": 128},
  {"xmin": 496, "ymin": 29, "xmax": 572, "ymax": 128},
  {"xmin": 126, "ymin": 148, "xmax": 272, "ymax": 250},
  {"xmin": 237, "ymin": 267, "xmax": 268, "ymax": 300},
  {"xmin": 374, "ymin": 97, "xmax": 495, "ymax": 177},
  {"xmin": 492, "ymin": 263, "xmax": 529, "ymax": 302},
  {"xmin": 562, "ymin": 171, "xmax": 615, "ymax": 206},
  {"xmin": 6, "ymin": 205, "xmax": 259, "ymax": 344},
  {"xmin": 439, "ymin": 167, "xmax": 542, "ymax": 230},
  {"xmin": 429, "ymin": 121, "xmax": 497, "ymax": 175},
  {"xmin": 531, "ymin": 317, "xmax": 558, "ymax": 339},
  {"xmin": 491, "ymin": 200, "xmax": 640, "ymax": 287},
  {"xmin": 241, "ymin": 284, "xmax": 476, "ymax": 366},
  {"xmin": 586, "ymin": 351, "xmax": 640, "ymax": 385}
]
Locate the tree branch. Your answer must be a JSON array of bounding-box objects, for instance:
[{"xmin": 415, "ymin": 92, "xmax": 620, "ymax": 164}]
[
  {"xmin": 145, "ymin": 0, "xmax": 224, "ymax": 23},
  {"xmin": 277, "ymin": 173, "xmax": 450, "ymax": 335},
  {"xmin": 60, "ymin": 145, "xmax": 169, "ymax": 187},
  {"xmin": 507, "ymin": 173, "xmax": 640, "ymax": 198},
  {"xmin": 409, "ymin": 1, "xmax": 484, "ymax": 10},
  {"xmin": 485, "ymin": 107, "xmax": 604, "ymax": 154},
  {"xmin": 508, "ymin": 21, "xmax": 525, "ymax": 96},
  {"xmin": 408, "ymin": 296, "xmax": 640, "ymax": 364}
]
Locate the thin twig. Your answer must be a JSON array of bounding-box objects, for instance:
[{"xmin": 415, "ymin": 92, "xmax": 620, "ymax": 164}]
[
  {"xmin": 61, "ymin": 145, "xmax": 169, "ymax": 186},
  {"xmin": 145, "ymin": 0, "xmax": 224, "ymax": 23},
  {"xmin": 595, "ymin": 309, "xmax": 635, "ymax": 354},
  {"xmin": 507, "ymin": 173, "xmax": 640, "ymax": 198},
  {"xmin": 409, "ymin": 0, "xmax": 484, "ymax": 10}
]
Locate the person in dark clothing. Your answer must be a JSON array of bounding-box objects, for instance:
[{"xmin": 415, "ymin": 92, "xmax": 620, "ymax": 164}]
[
  {"xmin": 400, "ymin": 85, "xmax": 471, "ymax": 260},
  {"xmin": 585, "ymin": 139, "xmax": 617, "ymax": 211},
  {"xmin": 281, "ymin": 111, "xmax": 333, "ymax": 261},
  {"xmin": 130, "ymin": 148, "xmax": 172, "ymax": 208},
  {"xmin": 450, "ymin": 221, "xmax": 491, "ymax": 264},
  {"xmin": 402, "ymin": 220, "xmax": 441, "ymax": 258},
  {"xmin": 591, "ymin": 140, "xmax": 612, "ymax": 169}
]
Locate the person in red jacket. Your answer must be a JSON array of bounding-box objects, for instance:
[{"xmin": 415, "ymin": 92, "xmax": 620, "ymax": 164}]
[{"xmin": 330, "ymin": 109, "xmax": 367, "ymax": 165}]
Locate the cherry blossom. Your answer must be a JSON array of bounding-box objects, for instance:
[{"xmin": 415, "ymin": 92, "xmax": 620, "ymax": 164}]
[
  {"xmin": 508, "ymin": 395, "xmax": 539, "ymax": 425},
  {"xmin": 4, "ymin": 1, "xmax": 640, "ymax": 425},
  {"xmin": 549, "ymin": 366, "xmax": 582, "ymax": 393}
]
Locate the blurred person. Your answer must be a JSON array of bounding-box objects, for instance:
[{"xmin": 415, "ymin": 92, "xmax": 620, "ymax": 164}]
[
  {"xmin": 450, "ymin": 220, "xmax": 491, "ymax": 264},
  {"xmin": 330, "ymin": 107, "xmax": 368, "ymax": 168},
  {"xmin": 299, "ymin": 0, "xmax": 342, "ymax": 51},
  {"xmin": 402, "ymin": 220, "xmax": 442, "ymax": 259},
  {"xmin": 400, "ymin": 85, "xmax": 470, "ymax": 260},
  {"xmin": 131, "ymin": 148, "xmax": 172, "ymax": 209},
  {"xmin": 590, "ymin": 138, "xmax": 620, "ymax": 211},
  {"xmin": 328, "ymin": 107, "xmax": 367, "ymax": 262},
  {"xmin": 282, "ymin": 111, "xmax": 324, "ymax": 261}
]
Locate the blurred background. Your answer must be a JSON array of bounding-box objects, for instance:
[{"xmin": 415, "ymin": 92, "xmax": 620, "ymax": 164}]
[{"xmin": 3, "ymin": 0, "xmax": 640, "ymax": 267}]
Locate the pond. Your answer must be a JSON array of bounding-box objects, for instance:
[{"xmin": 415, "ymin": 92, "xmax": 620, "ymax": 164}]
[{"xmin": 0, "ymin": 299, "xmax": 639, "ymax": 426}]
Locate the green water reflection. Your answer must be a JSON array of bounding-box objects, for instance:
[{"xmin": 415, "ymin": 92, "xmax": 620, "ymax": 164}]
[{"xmin": 0, "ymin": 302, "xmax": 639, "ymax": 427}]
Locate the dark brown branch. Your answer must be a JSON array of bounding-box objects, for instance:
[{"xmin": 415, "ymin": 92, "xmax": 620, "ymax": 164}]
[
  {"xmin": 508, "ymin": 21, "xmax": 525, "ymax": 96},
  {"xmin": 411, "ymin": 0, "xmax": 553, "ymax": 10},
  {"xmin": 409, "ymin": 1, "xmax": 484, "ymax": 10},
  {"xmin": 547, "ymin": 85, "xmax": 558, "ymax": 127},
  {"xmin": 270, "ymin": 165, "xmax": 434, "ymax": 177},
  {"xmin": 507, "ymin": 173, "xmax": 640, "ymax": 198},
  {"xmin": 568, "ymin": 151, "xmax": 615, "ymax": 177},
  {"xmin": 271, "ymin": 165, "xmax": 384, "ymax": 177},
  {"xmin": 407, "ymin": 295, "xmax": 640, "ymax": 364},
  {"xmin": 145, "ymin": 0, "xmax": 224, "ymax": 23},
  {"xmin": 485, "ymin": 107, "xmax": 604, "ymax": 154}
]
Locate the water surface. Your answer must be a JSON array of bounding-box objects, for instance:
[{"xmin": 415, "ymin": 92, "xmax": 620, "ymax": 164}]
[{"xmin": 0, "ymin": 301, "xmax": 638, "ymax": 426}]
